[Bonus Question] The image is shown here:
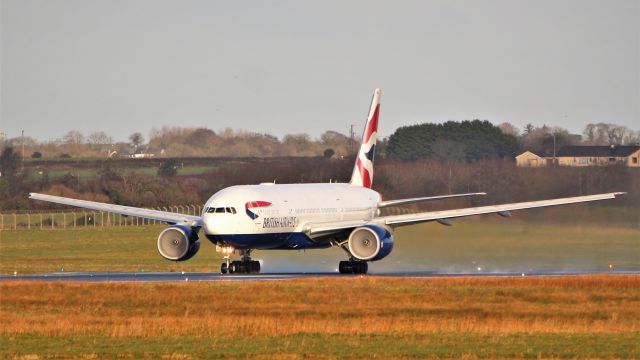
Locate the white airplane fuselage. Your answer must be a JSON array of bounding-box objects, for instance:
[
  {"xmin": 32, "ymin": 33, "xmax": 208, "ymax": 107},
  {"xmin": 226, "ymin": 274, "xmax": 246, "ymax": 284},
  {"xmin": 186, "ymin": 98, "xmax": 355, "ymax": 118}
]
[{"xmin": 202, "ymin": 183, "xmax": 381, "ymax": 250}]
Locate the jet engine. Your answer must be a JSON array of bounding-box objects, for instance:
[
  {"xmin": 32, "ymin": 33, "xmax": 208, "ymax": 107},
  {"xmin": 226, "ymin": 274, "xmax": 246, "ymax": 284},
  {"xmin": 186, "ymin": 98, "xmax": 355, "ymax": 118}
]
[
  {"xmin": 347, "ymin": 225, "xmax": 394, "ymax": 261},
  {"xmin": 157, "ymin": 225, "xmax": 200, "ymax": 261}
]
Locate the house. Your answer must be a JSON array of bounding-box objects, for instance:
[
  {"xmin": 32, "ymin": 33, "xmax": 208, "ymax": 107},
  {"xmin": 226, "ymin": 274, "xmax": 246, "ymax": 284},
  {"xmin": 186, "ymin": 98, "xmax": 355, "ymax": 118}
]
[
  {"xmin": 556, "ymin": 145, "xmax": 640, "ymax": 167},
  {"xmin": 516, "ymin": 151, "xmax": 548, "ymax": 167}
]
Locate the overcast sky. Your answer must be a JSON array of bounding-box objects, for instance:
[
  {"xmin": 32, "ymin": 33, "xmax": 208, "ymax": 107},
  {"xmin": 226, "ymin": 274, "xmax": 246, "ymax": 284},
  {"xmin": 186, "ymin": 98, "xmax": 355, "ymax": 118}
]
[{"xmin": 1, "ymin": 0, "xmax": 638, "ymax": 143}]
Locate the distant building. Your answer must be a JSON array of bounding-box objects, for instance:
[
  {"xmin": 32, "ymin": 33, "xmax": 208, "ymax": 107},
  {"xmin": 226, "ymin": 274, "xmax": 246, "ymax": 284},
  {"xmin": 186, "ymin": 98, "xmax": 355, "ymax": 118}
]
[
  {"xmin": 516, "ymin": 145, "xmax": 640, "ymax": 167},
  {"xmin": 515, "ymin": 151, "xmax": 547, "ymax": 167},
  {"xmin": 556, "ymin": 145, "xmax": 640, "ymax": 167},
  {"xmin": 130, "ymin": 151, "xmax": 155, "ymax": 159}
]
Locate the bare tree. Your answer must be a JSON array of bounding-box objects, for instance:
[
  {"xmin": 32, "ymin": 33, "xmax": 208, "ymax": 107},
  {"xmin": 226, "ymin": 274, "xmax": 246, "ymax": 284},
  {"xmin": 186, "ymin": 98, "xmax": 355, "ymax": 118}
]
[
  {"xmin": 88, "ymin": 131, "xmax": 114, "ymax": 146},
  {"xmin": 499, "ymin": 122, "xmax": 520, "ymax": 137},
  {"xmin": 63, "ymin": 131, "xmax": 85, "ymax": 145},
  {"xmin": 582, "ymin": 124, "xmax": 597, "ymax": 143}
]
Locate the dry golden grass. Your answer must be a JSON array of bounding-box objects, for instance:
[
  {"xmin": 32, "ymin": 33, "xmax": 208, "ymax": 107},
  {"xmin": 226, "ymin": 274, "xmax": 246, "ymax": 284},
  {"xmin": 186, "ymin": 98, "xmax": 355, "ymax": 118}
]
[{"xmin": 1, "ymin": 275, "xmax": 639, "ymax": 339}]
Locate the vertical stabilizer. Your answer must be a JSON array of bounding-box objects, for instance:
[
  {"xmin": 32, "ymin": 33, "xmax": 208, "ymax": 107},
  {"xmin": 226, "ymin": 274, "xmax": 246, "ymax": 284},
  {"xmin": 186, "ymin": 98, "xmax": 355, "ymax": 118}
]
[{"xmin": 350, "ymin": 89, "xmax": 381, "ymax": 188}]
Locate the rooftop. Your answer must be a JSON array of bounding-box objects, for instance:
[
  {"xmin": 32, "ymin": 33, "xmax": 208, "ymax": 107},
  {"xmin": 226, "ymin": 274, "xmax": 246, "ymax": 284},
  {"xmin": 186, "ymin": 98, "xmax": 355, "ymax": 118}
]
[{"xmin": 557, "ymin": 145, "xmax": 640, "ymax": 157}]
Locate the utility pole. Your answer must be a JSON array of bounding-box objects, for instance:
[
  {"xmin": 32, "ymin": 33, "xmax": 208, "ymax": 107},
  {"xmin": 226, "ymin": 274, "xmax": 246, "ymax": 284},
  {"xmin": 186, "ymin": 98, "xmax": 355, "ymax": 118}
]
[
  {"xmin": 552, "ymin": 132, "xmax": 556, "ymax": 164},
  {"xmin": 21, "ymin": 130, "xmax": 25, "ymax": 163},
  {"xmin": 349, "ymin": 124, "xmax": 356, "ymax": 156}
]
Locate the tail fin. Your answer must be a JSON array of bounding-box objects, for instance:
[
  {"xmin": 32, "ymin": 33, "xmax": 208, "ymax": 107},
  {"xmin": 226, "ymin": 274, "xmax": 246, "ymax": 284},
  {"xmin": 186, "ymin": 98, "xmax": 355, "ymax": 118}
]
[{"xmin": 350, "ymin": 88, "xmax": 381, "ymax": 188}]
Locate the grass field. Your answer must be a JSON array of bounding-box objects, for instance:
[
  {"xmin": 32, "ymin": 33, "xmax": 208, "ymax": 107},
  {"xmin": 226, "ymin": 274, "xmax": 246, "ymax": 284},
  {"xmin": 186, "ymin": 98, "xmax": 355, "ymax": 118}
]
[
  {"xmin": 1, "ymin": 223, "xmax": 639, "ymax": 358},
  {"xmin": 26, "ymin": 165, "xmax": 217, "ymax": 180},
  {"xmin": 1, "ymin": 276, "xmax": 639, "ymax": 359},
  {"xmin": 0, "ymin": 221, "xmax": 638, "ymax": 274}
]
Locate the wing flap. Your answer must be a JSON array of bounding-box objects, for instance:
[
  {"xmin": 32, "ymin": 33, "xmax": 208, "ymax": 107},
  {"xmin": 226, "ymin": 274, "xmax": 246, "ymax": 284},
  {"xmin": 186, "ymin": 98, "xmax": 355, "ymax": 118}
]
[
  {"xmin": 378, "ymin": 192, "xmax": 486, "ymax": 208},
  {"xmin": 381, "ymin": 192, "xmax": 624, "ymax": 226},
  {"xmin": 29, "ymin": 193, "xmax": 202, "ymax": 226}
]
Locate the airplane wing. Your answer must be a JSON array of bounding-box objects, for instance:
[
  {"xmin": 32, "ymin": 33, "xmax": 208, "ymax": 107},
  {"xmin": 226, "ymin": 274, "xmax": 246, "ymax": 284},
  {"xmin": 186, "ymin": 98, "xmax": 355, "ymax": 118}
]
[
  {"xmin": 306, "ymin": 192, "xmax": 624, "ymax": 235},
  {"xmin": 380, "ymin": 192, "xmax": 624, "ymax": 227},
  {"xmin": 29, "ymin": 193, "xmax": 202, "ymax": 227},
  {"xmin": 378, "ymin": 192, "xmax": 486, "ymax": 207}
]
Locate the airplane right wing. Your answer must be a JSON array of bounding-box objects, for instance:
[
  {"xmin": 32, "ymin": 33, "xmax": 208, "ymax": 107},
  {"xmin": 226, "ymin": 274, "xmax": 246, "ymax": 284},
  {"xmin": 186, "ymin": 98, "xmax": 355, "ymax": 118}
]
[
  {"xmin": 378, "ymin": 192, "xmax": 486, "ymax": 207},
  {"xmin": 304, "ymin": 192, "xmax": 624, "ymax": 236},
  {"xmin": 379, "ymin": 192, "xmax": 625, "ymax": 227}
]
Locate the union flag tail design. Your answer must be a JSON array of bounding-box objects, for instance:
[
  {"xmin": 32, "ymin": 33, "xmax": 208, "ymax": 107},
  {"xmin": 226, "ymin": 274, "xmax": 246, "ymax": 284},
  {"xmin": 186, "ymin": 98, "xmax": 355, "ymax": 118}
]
[{"xmin": 350, "ymin": 89, "xmax": 380, "ymax": 188}]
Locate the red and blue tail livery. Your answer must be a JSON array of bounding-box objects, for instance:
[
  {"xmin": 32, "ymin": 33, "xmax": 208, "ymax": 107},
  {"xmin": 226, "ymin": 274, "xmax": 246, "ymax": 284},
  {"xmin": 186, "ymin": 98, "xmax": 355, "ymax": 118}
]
[{"xmin": 350, "ymin": 88, "xmax": 380, "ymax": 189}]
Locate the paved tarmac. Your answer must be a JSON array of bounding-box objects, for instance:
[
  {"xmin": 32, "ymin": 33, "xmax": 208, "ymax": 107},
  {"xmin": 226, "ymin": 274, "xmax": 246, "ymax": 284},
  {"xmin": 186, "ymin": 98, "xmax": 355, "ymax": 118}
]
[{"xmin": 2, "ymin": 270, "xmax": 638, "ymax": 282}]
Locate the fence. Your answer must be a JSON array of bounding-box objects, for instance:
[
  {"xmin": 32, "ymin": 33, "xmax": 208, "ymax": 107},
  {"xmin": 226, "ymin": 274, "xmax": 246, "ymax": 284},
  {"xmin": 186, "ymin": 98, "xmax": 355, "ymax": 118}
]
[
  {"xmin": 0, "ymin": 205, "xmax": 415, "ymax": 231},
  {"xmin": 0, "ymin": 205, "xmax": 203, "ymax": 231}
]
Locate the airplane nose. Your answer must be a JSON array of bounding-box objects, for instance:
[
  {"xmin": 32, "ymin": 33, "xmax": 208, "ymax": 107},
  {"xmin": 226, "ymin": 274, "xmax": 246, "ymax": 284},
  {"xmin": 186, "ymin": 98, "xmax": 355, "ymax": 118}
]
[{"xmin": 202, "ymin": 214, "xmax": 216, "ymax": 235}]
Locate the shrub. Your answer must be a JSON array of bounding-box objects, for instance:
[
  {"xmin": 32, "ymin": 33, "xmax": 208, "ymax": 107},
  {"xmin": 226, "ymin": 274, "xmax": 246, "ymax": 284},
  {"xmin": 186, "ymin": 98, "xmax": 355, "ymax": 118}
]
[
  {"xmin": 157, "ymin": 159, "xmax": 180, "ymax": 177},
  {"xmin": 323, "ymin": 148, "xmax": 335, "ymax": 158}
]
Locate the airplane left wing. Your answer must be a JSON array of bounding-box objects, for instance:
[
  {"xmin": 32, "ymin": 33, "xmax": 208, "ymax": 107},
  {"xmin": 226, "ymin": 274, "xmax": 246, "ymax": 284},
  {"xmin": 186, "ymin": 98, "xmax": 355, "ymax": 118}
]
[
  {"xmin": 29, "ymin": 193, "xmax": 202, "ymax": 226},
  {"xmin": 379, "ymin": 192, "xmax": 624, "ymax": 227}
]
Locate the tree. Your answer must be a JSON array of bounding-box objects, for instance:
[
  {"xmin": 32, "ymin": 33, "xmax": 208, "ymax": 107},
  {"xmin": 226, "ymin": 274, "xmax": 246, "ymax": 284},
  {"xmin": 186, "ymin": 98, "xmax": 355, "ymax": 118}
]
[
  {"xmin": 157, "ymin": 159, "xmax": 179, "ymax": 177},
  {"xmin": 63, "ymin": 131, "xmax": 85, "ymax": 144},
  {"xmin": 190, "ymin": 128, "xmax": 217, "ymax": 148},
  {"xmin": 129, "ymin": 132, "xmax": 145, "ymax": 148},
  {"xmin": 323, "ymin": 148, "xmax": 335, "ymax": 158},
  {"xmin": 88, "ymin": 131, "xmax": 114, "ymax": 146},
  {"xmin": 524, "ymin": 123, "xmax": 534, "ymax": 134},
  {"xmin": 0, "ymin": 147, "xmax": 23, "ymax": 197},
  {"xmin": 1, "ymin": 147, "xmax": 20, "ymax": 178},
  {"xmin": 386, "ymin": 120, "xmax": 518, "ymax": 162},
  {"xmin": 582, "ymin": 123, "xmax": 637, "ymax": 145},
  {"xmin": 583, "ymin": 124, "xmax": 597, "ymax": 143},
  {"xmin": 431, "ymin": 139, "xmax": 466, "ymax": 162},
  {"xmin": 320, "ymin": 131, "xmax": 349, "ymax": 145},
  {"xmin": 499, "ymin": 122, "xmax": 520, "ymax": 137}
]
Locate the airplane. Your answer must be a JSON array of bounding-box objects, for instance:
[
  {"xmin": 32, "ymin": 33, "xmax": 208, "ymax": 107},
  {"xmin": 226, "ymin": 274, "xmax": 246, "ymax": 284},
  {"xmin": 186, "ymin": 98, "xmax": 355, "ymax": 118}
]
[{"xmin": 29, "ymin": 89, "xmax": 625, "ymax": 274}]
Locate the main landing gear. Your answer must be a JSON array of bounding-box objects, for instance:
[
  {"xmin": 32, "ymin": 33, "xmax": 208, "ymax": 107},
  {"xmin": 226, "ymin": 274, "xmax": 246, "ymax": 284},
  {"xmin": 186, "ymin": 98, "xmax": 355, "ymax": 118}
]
[
  {"xmin": 339, "ymin": 260, "xmax": 368, "ymax": 274},
  {"xmin": 220, "ymin": 249, "xmax": 260, "ymax": 274}
]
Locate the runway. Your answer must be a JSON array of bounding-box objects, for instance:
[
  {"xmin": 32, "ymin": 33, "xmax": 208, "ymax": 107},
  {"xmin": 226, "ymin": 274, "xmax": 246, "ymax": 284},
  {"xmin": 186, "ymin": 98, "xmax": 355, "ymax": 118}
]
[{"xmin": 2, "ymin": 270, "xmax": 639, "ymax": 282}]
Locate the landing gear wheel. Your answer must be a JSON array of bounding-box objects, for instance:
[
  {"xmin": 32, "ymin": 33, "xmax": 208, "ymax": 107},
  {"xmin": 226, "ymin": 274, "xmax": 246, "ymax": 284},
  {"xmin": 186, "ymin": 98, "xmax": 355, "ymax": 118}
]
[
  {"xmin": 339, "ymin": 261, "xmax": 352, "ymax": 274},
  {"xmin": 356, "ymin": 261, "xmax": 368, "ymax": 274},
  {"xmin": 230, "ymin": 261, "xmax": 241, "ymax": 274},
  {"xmin": 220, "ymin": 249, "xmax": 261, "ymax": 275},
  {"xmin": 250, "ymin": 260, "xmax": 261, "ymax": 274},
  {"xmin": 339, "ymin": 260, "xmax": 368, "ymax": 274}
]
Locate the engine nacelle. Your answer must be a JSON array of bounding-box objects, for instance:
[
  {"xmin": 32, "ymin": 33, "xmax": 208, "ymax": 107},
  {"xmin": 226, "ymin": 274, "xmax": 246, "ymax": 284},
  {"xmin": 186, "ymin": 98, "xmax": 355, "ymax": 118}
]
[
  {"xmin": 347, "ymin": 225, "xmax": 394, "ymax": 261},
  {"xmin": 157, "ymin": 225, "xmax": 201, "ymax": 261}
]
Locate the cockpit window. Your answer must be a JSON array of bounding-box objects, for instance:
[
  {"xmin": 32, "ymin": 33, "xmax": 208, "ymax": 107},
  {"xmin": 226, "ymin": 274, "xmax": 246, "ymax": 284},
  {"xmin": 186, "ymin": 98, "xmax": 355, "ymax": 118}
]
[{"xmin": 206, "ymin": 207, "xmax": 237, "ymax": 214}]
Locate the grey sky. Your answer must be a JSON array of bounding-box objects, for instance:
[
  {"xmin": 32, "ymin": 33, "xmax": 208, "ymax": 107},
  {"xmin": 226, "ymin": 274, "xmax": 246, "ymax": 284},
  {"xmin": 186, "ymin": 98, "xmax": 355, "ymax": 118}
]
[{"xmin": 1, "ymin": 0, "xmax": 638, "ymax": 143}]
